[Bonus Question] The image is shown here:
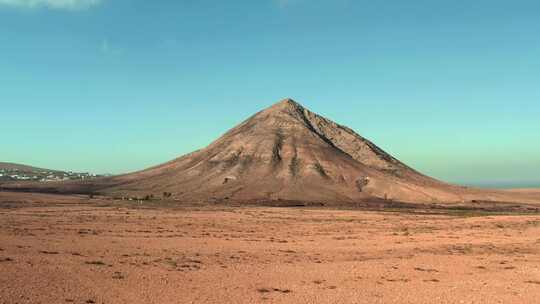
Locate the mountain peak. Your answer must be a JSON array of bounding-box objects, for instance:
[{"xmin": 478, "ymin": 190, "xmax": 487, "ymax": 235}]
[{"xmin": 267, "ymin": 98, "xmax": 304, "ymax": 112}]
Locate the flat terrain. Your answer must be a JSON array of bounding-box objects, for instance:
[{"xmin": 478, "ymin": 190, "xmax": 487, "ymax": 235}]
[{"xmin": 1, "ymin": 192, "xmax": 539, "ymax": 304}]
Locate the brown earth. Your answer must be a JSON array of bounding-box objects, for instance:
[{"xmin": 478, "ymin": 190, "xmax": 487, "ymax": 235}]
[
  {"xmin": 3, "ymin": 99, "xmax": 540, "ymax": 207},
  {"xmin": 1, "ymin": 192, "xmax": 540, "ymax": 304}
]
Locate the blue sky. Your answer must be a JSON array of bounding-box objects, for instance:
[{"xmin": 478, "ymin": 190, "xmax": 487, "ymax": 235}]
[{"xmin": 1, "ymin": 0, "xmax": 539, "ymax": 187}]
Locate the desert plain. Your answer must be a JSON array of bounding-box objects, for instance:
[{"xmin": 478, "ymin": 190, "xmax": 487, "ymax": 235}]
[{"xmin": 1, "ymin": 191, "xmax": 539, "ymax": 304}]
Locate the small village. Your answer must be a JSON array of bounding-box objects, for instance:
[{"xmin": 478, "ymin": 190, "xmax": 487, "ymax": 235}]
[{"xmin": 0, "ymin": 168, "xmax": 102, "ymax": 183}]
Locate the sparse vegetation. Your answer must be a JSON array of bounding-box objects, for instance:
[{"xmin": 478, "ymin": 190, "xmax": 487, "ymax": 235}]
[
  {"xmin": 257, "ymin": 288, "xmax": 291, "ymax": 294},
  {"xmin": 85, "ymin": 260, "xmax": 107, "ymax": 266},
  {"xmin": 164, "ymin": 259, "xmax": 178, "ymax": 268},
  {"xmin": 414, "ymin": 267, "xmax": 439, "ymax": 273},
  {"xmin": 257, "ymin": 288, "xmax": 271, "ymax": 293},
  {"xmin": 112, "ymin": 271, "xmax": 124, "ymax": 279}
]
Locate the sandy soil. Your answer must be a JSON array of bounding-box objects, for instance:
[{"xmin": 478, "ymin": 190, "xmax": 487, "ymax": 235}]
[{"xmin": 1, "ymin": 192, "xmax": 539, "ymax": 304}]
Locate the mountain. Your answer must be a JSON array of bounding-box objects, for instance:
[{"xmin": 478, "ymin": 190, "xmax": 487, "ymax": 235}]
[
  {"xmin": 4, "ymin": 99, "xmax": 539, "ymax": 207},
  {"xmin": 96, "ymin": 99, "xmax": 477, "ymax": 203}
]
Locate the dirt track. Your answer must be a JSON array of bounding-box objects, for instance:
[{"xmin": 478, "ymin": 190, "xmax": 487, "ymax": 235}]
[{"xmin": 1, "ymin": 192, "xmax": 539, "ymax": 304}]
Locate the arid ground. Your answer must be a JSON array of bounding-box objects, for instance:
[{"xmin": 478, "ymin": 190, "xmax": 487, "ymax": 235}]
[{"xmin": 1, "ymin": 192, "xmax": 539, "ymax": 304}]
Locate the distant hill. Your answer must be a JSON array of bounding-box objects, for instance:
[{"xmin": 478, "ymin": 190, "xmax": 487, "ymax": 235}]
[
  {"xmin": 0, "ymin": 162, "xmax": 62, "ymax": 173},
  {"xmin": 0, "ymin": 162, "xmax": 100, "ymax": 184}
]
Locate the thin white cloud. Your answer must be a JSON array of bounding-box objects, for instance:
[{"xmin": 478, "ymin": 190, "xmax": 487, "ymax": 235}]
[
  {"xmin": 0, "ymin": 0, "xmax": 102, "ymax": 10},
  {"xmin": 100, "ymin": 39, "xmax": 123, "ymax": 55},
  {"xmin": 100, "ymin": 39, "xmax": 110, "ymax": 53}
]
